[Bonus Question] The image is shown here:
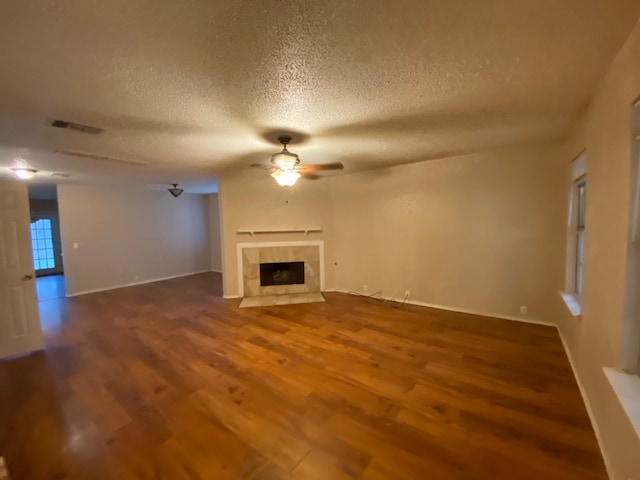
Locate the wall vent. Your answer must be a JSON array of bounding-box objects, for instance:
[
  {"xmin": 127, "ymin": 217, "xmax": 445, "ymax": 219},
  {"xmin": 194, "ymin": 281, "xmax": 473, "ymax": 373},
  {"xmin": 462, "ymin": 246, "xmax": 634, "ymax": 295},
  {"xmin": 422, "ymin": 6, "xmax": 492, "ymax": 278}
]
[
  {"xmin": 49, "ymin": 119, "xmax": 104, "ymax": 135},
  {"xmin": 55, "ymin": 149, "xmax": 147, "ymax": 166}
]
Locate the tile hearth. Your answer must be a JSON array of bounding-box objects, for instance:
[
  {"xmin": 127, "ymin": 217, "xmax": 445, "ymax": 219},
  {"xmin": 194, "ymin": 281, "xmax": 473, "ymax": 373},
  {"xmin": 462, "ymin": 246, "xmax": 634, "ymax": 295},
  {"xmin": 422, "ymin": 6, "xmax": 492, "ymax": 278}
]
[{"xmin": 239, "ymin": 292, "xmax": 326, "ymax": 308}]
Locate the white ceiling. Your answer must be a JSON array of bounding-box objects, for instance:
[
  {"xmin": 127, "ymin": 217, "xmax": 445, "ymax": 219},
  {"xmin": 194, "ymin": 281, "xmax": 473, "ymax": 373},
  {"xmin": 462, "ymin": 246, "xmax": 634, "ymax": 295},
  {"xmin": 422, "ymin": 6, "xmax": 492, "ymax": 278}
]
[{"xmin": 1, "ymin": 1, "xmax": 639, "ymax": 192}]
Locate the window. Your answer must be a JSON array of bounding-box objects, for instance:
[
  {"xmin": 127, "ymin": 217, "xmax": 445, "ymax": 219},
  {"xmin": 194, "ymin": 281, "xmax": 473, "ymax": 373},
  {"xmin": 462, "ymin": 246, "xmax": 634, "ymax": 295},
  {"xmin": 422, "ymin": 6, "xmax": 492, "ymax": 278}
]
[
  {"xmin": 633, "ymin": 102, "xmax": 640, "ymax": 374},
  {"xmin": 602, "ymin": 103, "xmax": 640, "ymax": 441},
  {"xmin": 560, "ymin": 152, "xmax": 587, "ymax": 316},
  {"xmin": 30, "ymin": 219, "xmax": 56, "ymax": 271},
  {"xmin": 574, "ymin": 180, "xmax": 586, "ymax": 298}
]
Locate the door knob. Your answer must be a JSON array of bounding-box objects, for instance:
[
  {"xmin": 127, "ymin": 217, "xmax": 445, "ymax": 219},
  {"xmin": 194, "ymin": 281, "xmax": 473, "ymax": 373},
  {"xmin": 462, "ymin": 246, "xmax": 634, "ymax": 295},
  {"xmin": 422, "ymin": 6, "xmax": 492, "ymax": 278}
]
[{"xmin": 23, "ymin": 274, "xmax": 33, "ymax": 280}]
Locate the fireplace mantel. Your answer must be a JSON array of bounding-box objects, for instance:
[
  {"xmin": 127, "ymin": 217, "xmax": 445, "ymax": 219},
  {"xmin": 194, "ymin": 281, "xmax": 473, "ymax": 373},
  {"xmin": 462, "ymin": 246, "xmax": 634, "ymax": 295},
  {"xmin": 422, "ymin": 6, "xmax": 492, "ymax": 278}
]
[{"xmin": 236, "ymin": 227, "xmax": 322, "ymax": 236}]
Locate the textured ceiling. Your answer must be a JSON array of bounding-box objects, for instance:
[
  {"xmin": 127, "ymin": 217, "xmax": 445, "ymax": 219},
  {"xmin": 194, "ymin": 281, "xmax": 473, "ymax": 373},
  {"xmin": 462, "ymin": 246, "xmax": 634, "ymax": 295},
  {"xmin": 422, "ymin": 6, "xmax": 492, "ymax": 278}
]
[{"xmin": 0, "ymin": 0, "xmax": 639, "ymax": 192}]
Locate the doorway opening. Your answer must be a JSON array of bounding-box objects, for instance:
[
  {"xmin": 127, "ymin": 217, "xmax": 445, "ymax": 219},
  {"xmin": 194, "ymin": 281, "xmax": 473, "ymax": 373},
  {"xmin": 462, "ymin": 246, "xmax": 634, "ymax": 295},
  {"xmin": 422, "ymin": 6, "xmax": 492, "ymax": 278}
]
[{"xmin": 28, "ymin": 185, "xmax": 66, "ymax": 301}]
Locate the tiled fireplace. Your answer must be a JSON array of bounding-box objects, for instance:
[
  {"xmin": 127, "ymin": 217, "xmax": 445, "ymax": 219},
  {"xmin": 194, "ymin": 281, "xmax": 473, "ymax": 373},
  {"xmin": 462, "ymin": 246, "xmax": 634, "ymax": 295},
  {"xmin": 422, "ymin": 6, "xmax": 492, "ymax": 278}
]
[{"xmin": 237, "ymin": 241, "xmax": 324, "ymax": 297}]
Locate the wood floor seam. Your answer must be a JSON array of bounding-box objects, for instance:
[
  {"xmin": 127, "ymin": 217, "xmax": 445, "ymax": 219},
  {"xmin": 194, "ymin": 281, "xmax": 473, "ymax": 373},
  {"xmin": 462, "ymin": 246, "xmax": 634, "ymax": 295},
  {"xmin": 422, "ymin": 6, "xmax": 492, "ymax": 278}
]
[{"xmin": 0, "ymin": 272, "xmax": 607, "ymax": 479}]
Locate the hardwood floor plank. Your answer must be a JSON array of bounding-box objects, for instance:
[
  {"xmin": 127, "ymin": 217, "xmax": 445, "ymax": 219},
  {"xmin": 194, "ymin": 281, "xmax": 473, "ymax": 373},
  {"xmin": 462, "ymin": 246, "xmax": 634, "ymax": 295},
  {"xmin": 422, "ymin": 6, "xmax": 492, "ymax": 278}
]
[{"xmin": 0, "ymin": 273, "xmax": 606, "ymax": 479}]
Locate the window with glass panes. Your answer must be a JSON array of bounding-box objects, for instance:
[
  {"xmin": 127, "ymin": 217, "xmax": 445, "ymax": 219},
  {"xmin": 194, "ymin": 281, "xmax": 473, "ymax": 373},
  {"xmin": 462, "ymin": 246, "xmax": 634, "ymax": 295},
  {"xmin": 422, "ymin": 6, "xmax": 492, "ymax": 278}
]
[
  {"xmin": 575, "ymin": 181, "xmax": 586, "ymax": 297},
  {"xmin": 30, "ymin": 219, "xmax": 56, "ymax": 270}
]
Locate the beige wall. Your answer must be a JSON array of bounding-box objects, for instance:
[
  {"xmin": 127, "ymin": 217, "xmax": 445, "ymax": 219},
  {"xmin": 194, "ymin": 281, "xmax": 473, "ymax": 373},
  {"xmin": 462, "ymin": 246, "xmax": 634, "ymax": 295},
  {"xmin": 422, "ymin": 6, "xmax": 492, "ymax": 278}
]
[
  {"xmin": 219, "ymin": 144, "xmax": 567, "ymax": 322},
  {"xmin": 327, "ymin": 145, "xmax": 567, "ymax": 322},
  {"xmin": 555, "ymin": 18, "xmax": 640, "ymax": 479},
  {"xmin": 219, "ymin": 172, "xmax": 334, "ymax": 298},
  {"xmin": 216, "ymin": 21, "xmax": 640, "ymax": 477},
  {"xmin": 58, "ymin": 185, "xmax": 210, "ymax": 296},
  {"xmin": 207, "ymin": 193, "xmax": 223, "ymax": 272}
]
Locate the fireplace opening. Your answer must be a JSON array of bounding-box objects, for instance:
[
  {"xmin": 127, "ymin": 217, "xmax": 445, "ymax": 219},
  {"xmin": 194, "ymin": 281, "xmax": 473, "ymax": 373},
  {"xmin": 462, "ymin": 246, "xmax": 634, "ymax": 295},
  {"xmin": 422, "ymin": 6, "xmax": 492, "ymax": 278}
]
[{"xmin": 260, "ymin": 261, "xmax": 305, "ymax": 286}]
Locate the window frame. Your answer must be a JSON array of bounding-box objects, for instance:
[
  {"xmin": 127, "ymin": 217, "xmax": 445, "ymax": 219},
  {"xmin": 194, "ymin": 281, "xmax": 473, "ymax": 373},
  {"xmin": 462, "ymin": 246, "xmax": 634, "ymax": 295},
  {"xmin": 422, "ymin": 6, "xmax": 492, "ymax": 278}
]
[
  {"xmin": 574, "ymin": 179, "xmax": 586, "ymax": 298},
  {"xmin": 30, "ymin": 218, "xmax": 56, "ymax": 271},
  {"xmin": 631, "ymin": 106, "xmax": 640, "ymax": 375},
  {"xmin": 560, "ymin": 152, "xmax": 587, "ymax": 317}
]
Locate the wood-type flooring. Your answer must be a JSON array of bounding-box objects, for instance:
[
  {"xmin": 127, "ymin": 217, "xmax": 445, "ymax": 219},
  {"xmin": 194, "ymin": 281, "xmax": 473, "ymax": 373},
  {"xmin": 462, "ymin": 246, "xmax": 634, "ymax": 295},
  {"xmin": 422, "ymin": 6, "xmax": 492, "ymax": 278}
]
[{"xmin": 0, "ymin": 273, "xmax": 606, "ymax": 479}]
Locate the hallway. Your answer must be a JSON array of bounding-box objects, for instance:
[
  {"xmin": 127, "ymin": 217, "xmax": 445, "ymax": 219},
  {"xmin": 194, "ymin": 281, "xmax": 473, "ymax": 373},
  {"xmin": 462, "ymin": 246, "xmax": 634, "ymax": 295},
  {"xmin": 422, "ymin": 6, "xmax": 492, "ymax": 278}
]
[{"xmin": 35, "ymin": 275, "xmax": 65, "ymax": 302}]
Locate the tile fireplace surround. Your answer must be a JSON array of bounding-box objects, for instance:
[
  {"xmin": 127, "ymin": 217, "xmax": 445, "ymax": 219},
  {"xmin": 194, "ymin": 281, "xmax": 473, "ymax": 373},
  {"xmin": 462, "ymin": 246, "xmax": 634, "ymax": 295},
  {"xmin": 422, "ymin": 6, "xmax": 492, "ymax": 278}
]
[{"xmin": 237, "ymin": 241, "xmax": 324, "ymax": 298}]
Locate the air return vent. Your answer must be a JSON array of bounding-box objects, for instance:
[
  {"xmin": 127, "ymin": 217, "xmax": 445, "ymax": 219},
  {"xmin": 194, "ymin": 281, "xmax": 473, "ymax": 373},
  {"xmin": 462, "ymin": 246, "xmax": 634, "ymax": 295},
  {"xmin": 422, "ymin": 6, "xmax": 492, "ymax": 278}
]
[
  {"xmin": 49, "ymin": 119, "xmax": 104, "ymax": 135},
  {"xmin": 56, "ymin": 149, "xmax": 147, "ymax": 166}
]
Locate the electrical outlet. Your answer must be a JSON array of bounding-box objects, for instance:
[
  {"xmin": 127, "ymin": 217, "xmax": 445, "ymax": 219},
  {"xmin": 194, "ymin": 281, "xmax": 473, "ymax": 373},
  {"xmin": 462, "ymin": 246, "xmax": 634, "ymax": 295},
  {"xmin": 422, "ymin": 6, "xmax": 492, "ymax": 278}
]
[
  {"xmin": 363, "ymin": 284, "xmax": 368, "ymax": 292},
  {"xmin": 520, "ymin": 306, "xmax": 528, "ymax": 315},
  {"xmin": 405, "ymin": 290, "xmax": 411, "ymax": 298}
]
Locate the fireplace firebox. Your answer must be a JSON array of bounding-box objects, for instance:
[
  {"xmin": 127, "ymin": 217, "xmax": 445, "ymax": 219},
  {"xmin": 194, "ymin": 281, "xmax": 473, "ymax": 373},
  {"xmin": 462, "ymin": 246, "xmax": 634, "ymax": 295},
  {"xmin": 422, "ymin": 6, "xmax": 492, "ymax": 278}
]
[{"xmin": 259, "ymin": 261, "xmax": 305, "ymax": 286}]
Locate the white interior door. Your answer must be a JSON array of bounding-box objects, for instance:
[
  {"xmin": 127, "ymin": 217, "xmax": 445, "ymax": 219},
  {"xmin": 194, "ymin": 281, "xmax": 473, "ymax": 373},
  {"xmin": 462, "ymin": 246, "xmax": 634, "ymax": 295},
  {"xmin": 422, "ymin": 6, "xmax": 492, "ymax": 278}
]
[{"xmin": 0, "ymin": 181, "xmax": 43, "ymax": 359}]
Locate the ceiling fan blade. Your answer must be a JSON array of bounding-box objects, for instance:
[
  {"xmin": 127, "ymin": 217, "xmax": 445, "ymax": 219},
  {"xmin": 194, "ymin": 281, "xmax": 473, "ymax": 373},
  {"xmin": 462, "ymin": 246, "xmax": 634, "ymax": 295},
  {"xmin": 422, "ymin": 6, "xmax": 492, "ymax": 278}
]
[
  {"xmin": 250, "ymin": 163, "xmax": 274, "ymax": 170},
  {"xmin": 301, "ymin": 173, "xmax": 321, "ymax": 180},
  {"xmin": 296, "ymin": 162, "xmax": 344, "ymax": 172}
]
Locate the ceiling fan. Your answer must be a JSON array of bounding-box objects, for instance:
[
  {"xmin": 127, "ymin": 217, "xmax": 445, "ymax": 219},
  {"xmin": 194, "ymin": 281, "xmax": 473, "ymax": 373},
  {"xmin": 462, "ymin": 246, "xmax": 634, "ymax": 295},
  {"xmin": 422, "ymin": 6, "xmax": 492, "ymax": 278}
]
[{"xmin": 251, "ymin": 135, "xmax": 344, "ymax": 186}]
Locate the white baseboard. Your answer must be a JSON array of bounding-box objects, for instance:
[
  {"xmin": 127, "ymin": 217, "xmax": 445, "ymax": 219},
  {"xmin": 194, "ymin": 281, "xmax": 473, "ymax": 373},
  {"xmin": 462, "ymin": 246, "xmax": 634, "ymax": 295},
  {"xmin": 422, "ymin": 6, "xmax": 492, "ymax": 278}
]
[
  {"xmin": 66, "ymin": 270, "xmax": 212, "ymax": 297},
  {"xmin": 403, "ymin": 297, "xmax": 555, "ymax": 326},
  {"xmin": 211, "ymin": 269, "xmax": 223, "ymax": 273},
  {"xmin": 327, "ymin": 289, "xmax": 555, "ymax": 326},
  {"xmin": 223, "ymin": 295, "xmax": 241, "ymax": 299},
  {"xmin": 556, "ymin": 328, "xmax": 613, "ymax": 479}
]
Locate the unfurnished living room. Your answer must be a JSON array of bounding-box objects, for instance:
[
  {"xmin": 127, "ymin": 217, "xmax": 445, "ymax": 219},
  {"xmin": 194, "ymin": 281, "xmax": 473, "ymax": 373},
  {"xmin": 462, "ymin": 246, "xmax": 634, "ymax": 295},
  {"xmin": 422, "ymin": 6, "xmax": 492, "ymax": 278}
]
[{"xmin": 2, "ymin": 1, "xmax": 640, "ymax": 479}]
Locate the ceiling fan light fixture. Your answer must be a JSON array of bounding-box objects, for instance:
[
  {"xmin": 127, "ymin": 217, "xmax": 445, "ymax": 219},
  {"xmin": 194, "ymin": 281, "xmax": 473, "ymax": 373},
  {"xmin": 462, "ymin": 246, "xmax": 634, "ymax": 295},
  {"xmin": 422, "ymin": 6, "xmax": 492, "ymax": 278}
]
[
  {"xmin": 168, "ymin": 183, "xmax": 184, "ymax": 198},
  {"xmin": 271, "ymin": 151, "xmax": 299, "ymax": 170},
  {"xmin": 12, "ymin": 168, "xmax": 38, "ymax": 180},
  {"xmin": 270, "ymin": 135, "xmax": 300, "ymax": 170},
  {"xmin": 252, "ymin": 133, "xmax": 342, "ymax": 183},
  {"xmin": 271, "ymin": 170, "xmax": 301, "ymax": 187}
]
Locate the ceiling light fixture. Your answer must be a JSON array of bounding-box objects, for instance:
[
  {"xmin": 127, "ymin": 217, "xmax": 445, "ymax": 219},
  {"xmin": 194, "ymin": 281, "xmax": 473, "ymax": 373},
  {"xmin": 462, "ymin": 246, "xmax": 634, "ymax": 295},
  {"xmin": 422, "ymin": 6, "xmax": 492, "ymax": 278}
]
[
  {"xmin": 270, "ymin": 136, "xmax": 300, "ymax": 171},
  {"xmin": 252, "ymin": 134, "xmax": 344, "ymax": 186},
  {"xmin": 168, "ymin": 183, "xmax": 184, "ymax": 198},
  {"xmin": 12, "ymin": 168, "xmax": 38, "ymax": 180},
  {"xmin": 271, "ymin": 170, "xmax": 301, "ymax": 187}
]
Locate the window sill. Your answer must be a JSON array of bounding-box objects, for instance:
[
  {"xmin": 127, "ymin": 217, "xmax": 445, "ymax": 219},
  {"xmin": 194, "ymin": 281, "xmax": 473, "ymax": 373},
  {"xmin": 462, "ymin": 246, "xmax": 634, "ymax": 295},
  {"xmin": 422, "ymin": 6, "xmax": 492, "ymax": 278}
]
[
  {"xmin": 604, "ymin": 368, "xmax": 640, "ymax": 440},
  {"xmin": 559, "ymin": 291, "xmax": 583, "ymax": 317}
]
